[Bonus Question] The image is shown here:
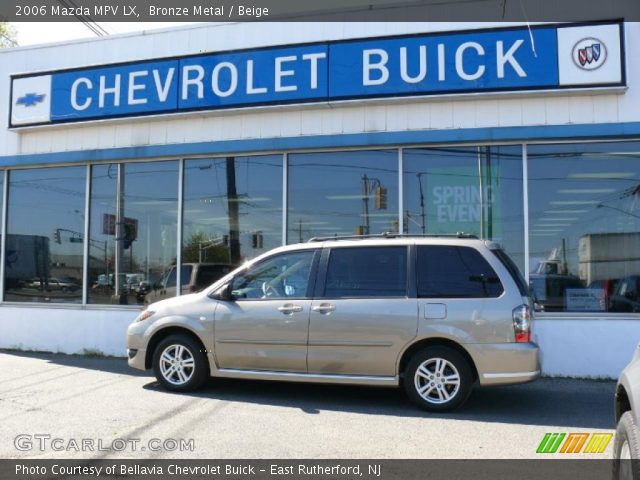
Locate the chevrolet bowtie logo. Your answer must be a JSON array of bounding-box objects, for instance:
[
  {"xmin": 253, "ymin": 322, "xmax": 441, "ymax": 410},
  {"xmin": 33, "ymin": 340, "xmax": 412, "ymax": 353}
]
[{"xmin": 16, "ymin": 93, "xmax": 46, "ymax": 107}]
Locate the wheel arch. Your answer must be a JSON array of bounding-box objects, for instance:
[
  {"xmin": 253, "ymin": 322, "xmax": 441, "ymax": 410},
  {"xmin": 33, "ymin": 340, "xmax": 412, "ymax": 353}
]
[
  {"xmin": 145, "ymin": 326, "xmax": 209, "ymax": 371},
  {"xmin": 398, "ymin": 337, "xmax": 479, "ymax": 383},
  {"xmin": 616, "ymin": 384, "xmax": 632, "ymax": 424}
]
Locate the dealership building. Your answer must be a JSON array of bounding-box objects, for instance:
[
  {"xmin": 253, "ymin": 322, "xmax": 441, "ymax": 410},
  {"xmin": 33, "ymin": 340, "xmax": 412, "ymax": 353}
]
[{"xmin": 0, "ymin": 21, "xmax": 639, "ymax": 378}]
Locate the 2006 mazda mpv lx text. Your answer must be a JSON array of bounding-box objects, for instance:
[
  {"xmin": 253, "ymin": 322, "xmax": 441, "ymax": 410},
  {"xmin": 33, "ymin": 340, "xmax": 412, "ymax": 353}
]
[{"xmin": 127, "ymin": 234, "xmax": 540, "ymax": 411}]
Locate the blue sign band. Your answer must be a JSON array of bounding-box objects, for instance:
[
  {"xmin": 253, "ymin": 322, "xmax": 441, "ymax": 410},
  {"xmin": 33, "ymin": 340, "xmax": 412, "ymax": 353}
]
[{"xmin": 10, "ymin": 22, "xmax": 625, "ymax": 126}]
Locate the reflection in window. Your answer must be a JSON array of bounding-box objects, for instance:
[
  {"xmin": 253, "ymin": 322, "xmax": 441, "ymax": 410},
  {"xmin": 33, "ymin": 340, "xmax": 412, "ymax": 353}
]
[
  {"xmin": 182, "ymin": 156, "xmax": 282, "ymax": 294},
  {"xmin": 288, "ymin": 150, "xmax": 398, "ymax": 242},
  {"xmin": 528, "ymin": 142, "xmax": 640, "ymax": 313},
  {"xmin": 5, "ymin": 167, "xmax": 86, "ymax": 303},
  {"xmin": 403, "ymin": 146, "xmax": 524, "ymax": 273},
  {"xmin": 231, "ymin": 250, "xmax": 314, "ymax": 300},
  {"xmin": 122, "ymin": 161, "xmax": 179, "ymax": 305},
  {"xmin": 87, "ymin": 164, "xmax": 117, "ymax": 304}
]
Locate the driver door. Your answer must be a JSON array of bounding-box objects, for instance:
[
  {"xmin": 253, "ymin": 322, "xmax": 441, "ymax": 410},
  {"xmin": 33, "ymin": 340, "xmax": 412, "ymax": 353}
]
[{"xmin": 214, "ymin": 249, "xmax": 318, "ymax": 372}]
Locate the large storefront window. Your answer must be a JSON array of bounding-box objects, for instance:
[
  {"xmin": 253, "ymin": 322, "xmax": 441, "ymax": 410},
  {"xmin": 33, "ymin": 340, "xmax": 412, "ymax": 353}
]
[
  {"xmin": 182, "ymin": 155, "xmax": 282, "ymax": 291},
  {"xmin": 122, "ymin": 161, "xmax": 179, "ymax": 305},
  {"xmin": 528, "ymin": 142, "xmax": 640, "ymax": 313},
  {"xmin": 87, "ymin": 164, "xmax": 117, "ymax": 304},
  {"xmin": 287, "ymin": 150, "xmax": 398, "ymax": 242},
  {"xmin": 4, "ymin": 167, "xmax": 86, "ymax": 303},
  {"xmin": 403, "ymin": 146, "xmax": 524, "ymax": 272}
]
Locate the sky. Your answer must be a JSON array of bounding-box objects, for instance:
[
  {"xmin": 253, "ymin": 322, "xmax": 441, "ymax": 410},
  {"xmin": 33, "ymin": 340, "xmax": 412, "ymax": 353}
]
[{"xmin": 14, "ymin": 22, "xmax": 197, "ymax": 47}]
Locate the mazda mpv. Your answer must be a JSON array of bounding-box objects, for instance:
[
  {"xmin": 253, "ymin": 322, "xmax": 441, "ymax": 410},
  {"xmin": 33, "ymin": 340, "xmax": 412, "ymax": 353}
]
[{"xmin": 127, "ymin": 234, "xmax": 539, "ymax": 411}]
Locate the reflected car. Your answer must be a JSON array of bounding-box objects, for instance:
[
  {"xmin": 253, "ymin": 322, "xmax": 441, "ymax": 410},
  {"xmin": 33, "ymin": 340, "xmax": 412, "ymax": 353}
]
[
  {"xmin": 529, "ymin": 274, "xmax": 584, "ymax": 312},
  {"xmin": 613, "ymin": 342, "xmax": 640, "ymax": 478},
  {"xmin": 145, "ymin": 263, "xmax": 235, "ymax": 303},
  {"xmin": 29, "ymin": 277, "xmax": 80, "ymax": 292},
  {"xmin": 587, "ymin": 278, "xmax": 620, "ymax": 312},
  {"xmin": 609, "ymin": 276, "xmax": 640, "ymax": 313}
]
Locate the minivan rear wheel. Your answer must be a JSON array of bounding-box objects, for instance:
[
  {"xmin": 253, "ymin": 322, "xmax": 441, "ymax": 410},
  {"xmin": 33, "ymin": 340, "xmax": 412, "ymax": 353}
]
[
  {"xmin": 404, "ymin": 346, "xmax": 473, "ymax": 412},
  {"xmin": 152, "ymin": 334, "xmax": 208, "ymax": 391}
]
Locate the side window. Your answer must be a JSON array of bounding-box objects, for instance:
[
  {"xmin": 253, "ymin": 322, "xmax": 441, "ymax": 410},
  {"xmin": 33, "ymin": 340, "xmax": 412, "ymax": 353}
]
[
  {"xmin": 417, "ymin": 246, "xmax": 504, "ymax": 298},
  {"xmin": 164, "ymin": 266, "xmax": 192, "ymax": 289},
  {"xmin": 324, "ymin": 247, "xmax": 407, "ymax": 298},
  {"xmin": 231, "ymin": 251, "xmax": 315, "ymax": 300}
]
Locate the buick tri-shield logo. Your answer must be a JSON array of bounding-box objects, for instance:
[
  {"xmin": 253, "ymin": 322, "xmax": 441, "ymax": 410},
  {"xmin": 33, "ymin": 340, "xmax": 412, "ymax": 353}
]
[{"xmin": 572, "ymin": 37, "xmax": 607, "ymax": 70}]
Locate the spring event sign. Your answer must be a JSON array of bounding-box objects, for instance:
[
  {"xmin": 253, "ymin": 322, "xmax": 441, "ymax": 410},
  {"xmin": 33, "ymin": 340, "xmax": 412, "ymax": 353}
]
[
  {"xmin": 427, "ymin": 166, "xmax": 501, "ymax": 238},
  {"xmin": 10, "ymin": 22, "xmax": 624, "ymax": 127}
]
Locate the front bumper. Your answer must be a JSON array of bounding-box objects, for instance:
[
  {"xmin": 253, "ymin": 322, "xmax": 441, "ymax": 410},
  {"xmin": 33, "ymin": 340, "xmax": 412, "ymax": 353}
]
[
  {"xmin": 127, "ymin": 320, "xmax": 148, "ymax": 371},
  {"xmin": 466, "ymin": 342, "xmax": 540, "ymax": 386},
  {"xmin": 127, "ymin": 347, "xmax": 147, "ymax": 370}
]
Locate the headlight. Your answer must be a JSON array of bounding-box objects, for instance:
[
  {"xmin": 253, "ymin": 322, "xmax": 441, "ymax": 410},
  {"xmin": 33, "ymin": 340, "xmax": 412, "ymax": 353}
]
[{"xmin": 135, "ymin": 310, "xmax": 155, "ymax": 323}]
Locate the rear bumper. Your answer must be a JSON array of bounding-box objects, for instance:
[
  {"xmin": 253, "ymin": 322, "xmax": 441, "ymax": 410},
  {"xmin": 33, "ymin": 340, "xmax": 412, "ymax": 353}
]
[{"xmin": 466, "ymin": 342, "xmax": 540, "ymax": 386}]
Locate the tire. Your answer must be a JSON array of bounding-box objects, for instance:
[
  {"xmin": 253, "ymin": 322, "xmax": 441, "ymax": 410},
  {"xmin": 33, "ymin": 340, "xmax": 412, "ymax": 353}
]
[
  {"xmin": 613, "ymin": 411, "xmax": 640, "ymax": 480},
  {"xmin": 152, "ymin": 334, "xmax": 209, "ymax": 391},
  {"xmin": 404, "ymin": 346, "xmax": 473, "ymax": 412}
]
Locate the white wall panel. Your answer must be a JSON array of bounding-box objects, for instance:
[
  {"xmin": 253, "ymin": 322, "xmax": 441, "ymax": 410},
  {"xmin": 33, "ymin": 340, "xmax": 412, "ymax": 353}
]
[
  {"xmin": 0, "ymin": 307, "xmax": 137, "ymax": 357},
  {"xmin": 427, "ymin": 102, "xmax": 454, "ymax": 129},
  {"xmin": 452, "ymin": 101, "xmax": 477, "ymax": 129},
  {"xmin": 569, "ymin": 96, "xmax": 595, "ymax": 124},
  {"xmin": 534, "ymin": 318, "xmax": 640, "ymax": 379},
  {"xmin": 341, "ymin": 107, "xmax": 366, "ymax": 134},
  {"xmin": 300, "ymin": 109, "xmax": 324, "ymax": 136},
  {"xmin": 364, "ymin": 105, "xmax": 387, "ymax": 132},
  {"xmin": 497, "ymin": 98, "xmax": 524, "ymax": 127},
  {"xmin": 386, "ymin": 105, "xmax": 408, "ymax": 132},
  {"xmin": 544, "ymin": 96, "xmax": 571, "ymax": 125},
  {"xmin": 405, "ymin": 103, "xmax": 429, "ymax": 131}
]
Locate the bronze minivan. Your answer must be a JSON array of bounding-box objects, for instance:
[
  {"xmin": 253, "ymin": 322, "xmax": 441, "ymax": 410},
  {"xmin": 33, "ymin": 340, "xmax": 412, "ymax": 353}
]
[{"xmin": 127, "ymin": 235, "xmax": 539, "ymax": 411}]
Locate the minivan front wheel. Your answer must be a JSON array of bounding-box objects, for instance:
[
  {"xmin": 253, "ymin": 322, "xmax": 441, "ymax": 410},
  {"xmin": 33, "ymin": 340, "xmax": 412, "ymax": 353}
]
[
  {"xmin": 404, "ymin": 346, "xmax": 473, "ymax": 412},
  {"xmin": 152, "ymin": 334, "xmax": 208, "ymax": 391}
]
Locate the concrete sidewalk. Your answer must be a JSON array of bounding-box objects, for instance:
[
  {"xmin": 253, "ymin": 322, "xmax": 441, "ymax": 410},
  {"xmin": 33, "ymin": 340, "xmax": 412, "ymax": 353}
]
[{"xmin": 0, "ymin": 350, "xmax": 616, "ymax": 459}]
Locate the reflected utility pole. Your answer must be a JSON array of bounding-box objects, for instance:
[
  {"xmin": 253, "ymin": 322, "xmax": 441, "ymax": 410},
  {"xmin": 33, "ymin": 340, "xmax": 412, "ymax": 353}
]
[
  {"xmin": 416, "ymin": 173, "xmax": 426, "ymax": 234},
  {"xmin": 226, "ymin": 157, "xmax": 241, "ymax": 265},
  {"xmin": 362, "ymin": 175, "xmax": 371, "ymax": 235}
]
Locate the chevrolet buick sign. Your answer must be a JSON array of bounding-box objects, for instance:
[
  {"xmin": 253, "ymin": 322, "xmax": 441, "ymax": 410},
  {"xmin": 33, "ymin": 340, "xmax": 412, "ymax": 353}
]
[{"xmin": 9, "ymin": 22, "xmax": 625, "ymax": 127}]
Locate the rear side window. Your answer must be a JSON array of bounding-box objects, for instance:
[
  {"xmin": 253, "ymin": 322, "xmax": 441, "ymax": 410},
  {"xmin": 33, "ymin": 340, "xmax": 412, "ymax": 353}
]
[
  {"xmin": 165, "ymin": 266, "xmax": 193, "ymax": 288},
  {"xmin": 417, "ymin": 246, "xmax": 504, "ymax": 298},
  {"xmin": 324, "ymin": 247, "xmax": 407, "ymax": 298},
  {"xmin": 195, "ymin": 265, "xmax": 232, "ymax": 288}
]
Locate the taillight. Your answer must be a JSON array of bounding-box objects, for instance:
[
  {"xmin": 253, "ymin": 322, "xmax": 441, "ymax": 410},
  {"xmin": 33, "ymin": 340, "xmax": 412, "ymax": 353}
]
[{"xmin": 512, "ymin": 305, "xmax": 532, "ymax": 343}]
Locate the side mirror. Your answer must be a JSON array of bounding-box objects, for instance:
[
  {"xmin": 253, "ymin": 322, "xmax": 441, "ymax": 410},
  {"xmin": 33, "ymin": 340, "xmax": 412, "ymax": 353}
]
[{"xmin": 211, "ymin": 282, "xmax": 235, "ymax": 301}]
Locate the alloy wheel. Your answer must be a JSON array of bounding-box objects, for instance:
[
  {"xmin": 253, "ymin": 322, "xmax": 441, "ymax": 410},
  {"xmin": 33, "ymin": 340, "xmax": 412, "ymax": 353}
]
[
  {"xmin": 413, "ymin": 357, "xmax": 461, "ymax": 405},
  {"xmin": 159, "ymin": 344, "xmax": 195, "ymax": 386}
]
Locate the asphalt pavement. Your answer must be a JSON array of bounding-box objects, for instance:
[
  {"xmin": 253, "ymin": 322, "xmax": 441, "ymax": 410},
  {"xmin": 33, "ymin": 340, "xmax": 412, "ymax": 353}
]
[{"xmin": 0, "ymin": 350, "xmax": 616, "ymax": 459}]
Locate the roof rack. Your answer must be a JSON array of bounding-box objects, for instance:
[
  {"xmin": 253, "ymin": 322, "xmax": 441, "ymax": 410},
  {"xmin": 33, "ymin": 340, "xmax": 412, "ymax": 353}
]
[{"xmin": 307, "ymin": 232, "xmax": 479, "ymax": 242}]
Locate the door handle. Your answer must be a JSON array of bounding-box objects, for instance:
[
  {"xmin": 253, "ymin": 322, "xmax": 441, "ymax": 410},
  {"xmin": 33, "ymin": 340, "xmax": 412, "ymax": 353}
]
[
  {"xmin": 312, "ymin": 303, "xmax": 336, "ymax": 314},
  {"xmin": 277, "ymin": 304, "xmax": 303, "ymax": 315}
]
